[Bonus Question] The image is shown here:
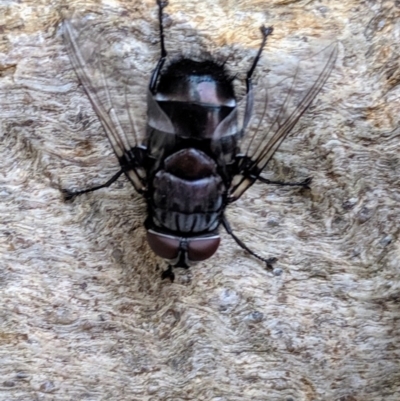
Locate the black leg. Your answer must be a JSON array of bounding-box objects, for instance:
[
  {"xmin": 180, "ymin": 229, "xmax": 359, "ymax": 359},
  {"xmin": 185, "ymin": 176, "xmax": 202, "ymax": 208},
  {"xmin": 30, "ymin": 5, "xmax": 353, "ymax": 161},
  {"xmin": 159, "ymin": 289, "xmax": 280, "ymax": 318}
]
[
  {"xmin": 257, "ymin": 176, "xmax": 312, "ymax": 189},
  {"xmin": 149, "ymin": 0, "xmax": 168, "ymax": 93},
  {"xmin": 222, "ymin": 215, "xmax": 277, "ymax": 271},
  {"xmin": 161, "ymin": 265, "xmax": 175, "ymax": 282},
  {"xmin": 242, "ymin": 26, "xmax": 273, "ymax": 130},
  {"xmin": 246, "ymin": 26, "xmax": 273, "ymax": 93},
  {"xmin": 63, "ymin": 169, "xmax": 124, "ymax": 201}
]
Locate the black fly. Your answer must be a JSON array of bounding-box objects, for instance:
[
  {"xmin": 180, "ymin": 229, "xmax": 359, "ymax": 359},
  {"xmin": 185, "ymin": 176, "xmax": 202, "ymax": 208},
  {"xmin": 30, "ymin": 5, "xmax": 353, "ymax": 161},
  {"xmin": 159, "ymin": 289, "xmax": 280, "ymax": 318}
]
[{"xmin": 61, "ymin": 0, "xmax": 338, "ymax": 281}]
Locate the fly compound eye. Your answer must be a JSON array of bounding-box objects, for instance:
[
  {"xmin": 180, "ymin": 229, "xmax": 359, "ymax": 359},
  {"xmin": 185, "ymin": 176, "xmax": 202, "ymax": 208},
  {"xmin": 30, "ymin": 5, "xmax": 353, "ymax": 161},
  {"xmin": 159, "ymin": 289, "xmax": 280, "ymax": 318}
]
[
  {"xmin": 147, "ymin": 230, "xmax": 220, "ymax": 263},
  {"xmin": 147, "ymin": 230, "xmax": 180, "ymax": 260},
  {"xmin": 187, "ymin": 236, "xmax": 220, "ymax": 262}
]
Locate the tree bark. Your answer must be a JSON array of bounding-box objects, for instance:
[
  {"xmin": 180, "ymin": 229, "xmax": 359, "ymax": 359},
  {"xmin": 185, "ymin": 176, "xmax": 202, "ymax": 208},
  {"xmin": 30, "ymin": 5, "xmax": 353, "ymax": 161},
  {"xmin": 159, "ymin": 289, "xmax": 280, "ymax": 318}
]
[{"xmin": 0, "ymin": 0, "xmax": 399, "ymax": 400}]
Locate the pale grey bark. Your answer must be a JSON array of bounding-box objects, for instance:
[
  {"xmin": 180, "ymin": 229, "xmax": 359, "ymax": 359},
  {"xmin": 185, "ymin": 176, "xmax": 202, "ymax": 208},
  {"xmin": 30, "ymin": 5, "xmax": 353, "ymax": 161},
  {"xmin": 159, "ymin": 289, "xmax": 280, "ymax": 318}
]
[{"xmin": 0, "ymin": 1, "xmax": 399, "ymax": 400}]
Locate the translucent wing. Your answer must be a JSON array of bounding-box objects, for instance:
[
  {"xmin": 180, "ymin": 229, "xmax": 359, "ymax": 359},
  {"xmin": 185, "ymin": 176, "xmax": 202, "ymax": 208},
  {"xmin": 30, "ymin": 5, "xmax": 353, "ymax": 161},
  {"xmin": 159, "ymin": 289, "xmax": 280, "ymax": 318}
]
[
  {"xmin": 61, "ymin": 12, "xmax": 149, "ymax": 192},
  {"xmin": 229, "ymin": 41, "xmax": 339, "ymax": 201}
]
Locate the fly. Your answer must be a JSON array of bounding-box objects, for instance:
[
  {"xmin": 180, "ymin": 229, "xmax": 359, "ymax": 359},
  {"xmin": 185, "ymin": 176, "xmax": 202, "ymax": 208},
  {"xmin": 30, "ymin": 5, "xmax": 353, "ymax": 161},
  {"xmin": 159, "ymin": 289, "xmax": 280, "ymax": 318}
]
[{"xmin": 61, "ymin": 0, "xmax": 338, "ymax": 281}]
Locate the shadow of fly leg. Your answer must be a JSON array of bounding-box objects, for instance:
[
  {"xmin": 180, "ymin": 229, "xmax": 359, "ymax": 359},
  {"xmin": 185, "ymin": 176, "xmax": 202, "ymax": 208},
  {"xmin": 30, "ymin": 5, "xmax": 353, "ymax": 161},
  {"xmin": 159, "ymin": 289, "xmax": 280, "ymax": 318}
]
[
  {"xmin": 222, "ymin": 215, "xmax": 277, "ymax": 271},
  {"xmin": 257, "ymin": 176, "xmax": 312, "ymax": 189},
  {"xmin": 62, "ymin": 169, "xmax": 124, "ymax": 201},
  {"xmin": 161, "ymin": 265, "xmax": 175, "ymax": 282}
]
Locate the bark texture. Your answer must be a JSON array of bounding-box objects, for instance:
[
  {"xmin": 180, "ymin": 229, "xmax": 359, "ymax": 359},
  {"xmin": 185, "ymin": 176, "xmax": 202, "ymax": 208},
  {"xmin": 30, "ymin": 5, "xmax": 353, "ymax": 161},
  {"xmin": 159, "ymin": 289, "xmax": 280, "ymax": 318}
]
[{"xmin": 0, "ymin": 0, "xmax": 399, "ymax": 400}]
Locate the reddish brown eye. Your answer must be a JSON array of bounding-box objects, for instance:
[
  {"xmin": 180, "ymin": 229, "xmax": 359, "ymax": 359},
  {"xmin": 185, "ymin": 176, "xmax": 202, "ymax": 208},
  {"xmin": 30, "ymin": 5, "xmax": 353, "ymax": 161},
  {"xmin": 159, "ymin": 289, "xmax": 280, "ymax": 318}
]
[
  {"xmin": 147, "ymin": 230, "xmax": 180, "ymax": 259},
  {"xmin": 187, "ymin": 236, "xmax": 220, "ymax": 261},
  {"xmin": 147, "ymin": 230, "xmax": 221, "ymax": 264}
]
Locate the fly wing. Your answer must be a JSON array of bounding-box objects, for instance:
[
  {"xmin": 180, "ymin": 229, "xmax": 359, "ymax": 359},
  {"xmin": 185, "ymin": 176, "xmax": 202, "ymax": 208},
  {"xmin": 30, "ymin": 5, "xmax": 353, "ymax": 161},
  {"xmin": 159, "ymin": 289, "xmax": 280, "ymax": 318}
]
[
  {"xmin": 229, "ymin": 40, "xmax": 339, "ymax": 201},
  {"xmin": 61, "ymin": 12, "xmax": 149, "ymax": 192}
]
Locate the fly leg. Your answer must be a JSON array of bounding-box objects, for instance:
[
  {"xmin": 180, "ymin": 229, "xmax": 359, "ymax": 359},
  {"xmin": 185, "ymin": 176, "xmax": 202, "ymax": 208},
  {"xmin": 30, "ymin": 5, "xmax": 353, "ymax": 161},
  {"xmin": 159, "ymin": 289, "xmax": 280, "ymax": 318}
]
[
  {"xmin": 161, "ymin": 265, "xmax": 175, "ymax": 282},
  {"xmin": 246, "ymin": 26, "xmax": 273, "ymax": 93},
  {"xmin": 62, "ymin": 169, "xmax": 124, "ymax": 201},
  {"xmin": 257, "ymin": 176, "xmax": 312, "ymax": 189},
  {"xmin": 222, "ymin": 215, "xmax": 277, "ymax": 271},
  {"xmin": 242, "ymin": 26, "xmax": 273, "ymax": 130},
  {"xmin": 149, "ymin": 0, "xmax": 168, "ymax": 93}
]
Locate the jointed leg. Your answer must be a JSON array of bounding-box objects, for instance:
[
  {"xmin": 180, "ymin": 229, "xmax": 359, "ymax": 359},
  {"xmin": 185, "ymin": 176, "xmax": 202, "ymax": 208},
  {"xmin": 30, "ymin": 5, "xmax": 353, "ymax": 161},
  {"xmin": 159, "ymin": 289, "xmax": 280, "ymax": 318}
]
[
  {"xmin": 222, "ymin": 215, "xmax": 276, "ymax": 271},
  {"xmin": 246, "ymin": 26, "xmax": 273, "ymax": 93},
  {"xmin": 257, "ymin": 176, "xmax": 312, "ymax": 189},
  {"xmin": 63, "ymin": 169, "xmax": 124, "ymax": 201},
  {"xmin": 149, "ymin": 0, "xmax": 168, "ymax": 93},
  {"xmin": 161, "ymin": 265, "xmax": 175, "ymax": 282},
  {"xmin": 242, "ymin": 26, "xmax": 273, "ymax": 129}
]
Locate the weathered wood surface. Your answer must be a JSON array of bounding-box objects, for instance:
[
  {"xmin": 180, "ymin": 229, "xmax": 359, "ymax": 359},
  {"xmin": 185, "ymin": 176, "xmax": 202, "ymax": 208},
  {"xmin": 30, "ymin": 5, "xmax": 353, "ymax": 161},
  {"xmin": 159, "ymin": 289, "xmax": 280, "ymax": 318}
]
[{"xmin": 0, "ymin": 0, "xmax": 399, "ymax": 400}]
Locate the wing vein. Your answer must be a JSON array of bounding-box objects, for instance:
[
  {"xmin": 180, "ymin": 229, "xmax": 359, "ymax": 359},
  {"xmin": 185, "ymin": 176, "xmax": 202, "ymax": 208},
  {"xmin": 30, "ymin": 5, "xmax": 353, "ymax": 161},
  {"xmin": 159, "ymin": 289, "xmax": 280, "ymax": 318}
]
[{"xmin": 252, "ymin": 43, "xmax": 338, "ymax": 173}]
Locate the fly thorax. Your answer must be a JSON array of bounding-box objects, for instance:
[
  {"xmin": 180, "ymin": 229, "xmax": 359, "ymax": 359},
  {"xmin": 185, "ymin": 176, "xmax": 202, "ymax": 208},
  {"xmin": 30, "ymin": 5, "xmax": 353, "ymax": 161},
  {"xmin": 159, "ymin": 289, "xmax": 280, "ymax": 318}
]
[{"xmin": 155, "ymin": 63, "xmax": 238, "ymax": 140}]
